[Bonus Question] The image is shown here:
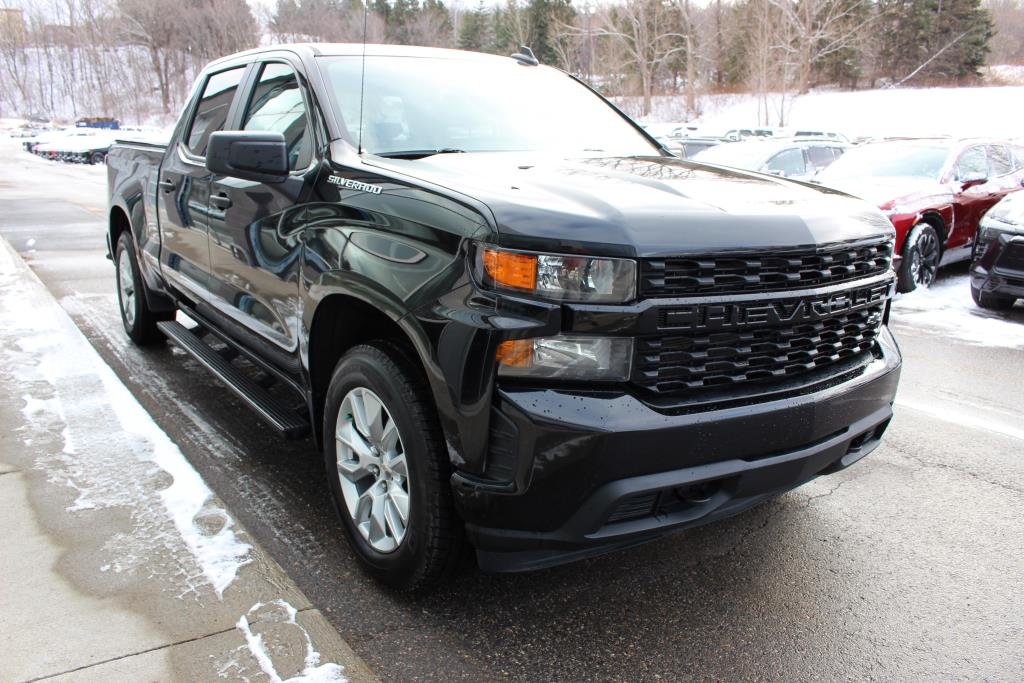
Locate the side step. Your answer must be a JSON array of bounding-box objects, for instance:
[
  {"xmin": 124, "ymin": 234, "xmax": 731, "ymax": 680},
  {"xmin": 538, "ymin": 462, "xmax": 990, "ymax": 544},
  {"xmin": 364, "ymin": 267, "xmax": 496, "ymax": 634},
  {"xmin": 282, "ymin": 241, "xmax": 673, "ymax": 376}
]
[{"xmin": 157, "ymin": 321, "xmax": 310, "ymax": 439}]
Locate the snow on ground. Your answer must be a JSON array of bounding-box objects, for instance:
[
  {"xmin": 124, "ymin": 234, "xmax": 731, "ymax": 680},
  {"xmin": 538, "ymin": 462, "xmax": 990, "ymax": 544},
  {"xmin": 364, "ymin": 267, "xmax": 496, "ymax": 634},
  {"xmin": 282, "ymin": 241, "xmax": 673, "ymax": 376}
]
[
  {"xmin": 0, "ymin": 238, "xmax": 252, "ymax": 599},
  {"xmin": 625, "ymin": 84, "xmax": 1024, "ymax": 140},
  {"xmin": 891, "ymin": 273, "xmax": 1024, "ymax": 349},
  {"xmin": 229, "ymin": 601, "xmax": 348, "ymax": 683}
]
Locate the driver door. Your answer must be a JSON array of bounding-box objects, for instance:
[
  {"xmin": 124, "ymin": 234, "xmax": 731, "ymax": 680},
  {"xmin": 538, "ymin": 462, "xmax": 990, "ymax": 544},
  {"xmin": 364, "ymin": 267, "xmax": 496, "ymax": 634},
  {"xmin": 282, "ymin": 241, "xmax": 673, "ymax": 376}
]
[{"xmin": 950, "ymin": 144, "xmax": 993, "ymax": 250}]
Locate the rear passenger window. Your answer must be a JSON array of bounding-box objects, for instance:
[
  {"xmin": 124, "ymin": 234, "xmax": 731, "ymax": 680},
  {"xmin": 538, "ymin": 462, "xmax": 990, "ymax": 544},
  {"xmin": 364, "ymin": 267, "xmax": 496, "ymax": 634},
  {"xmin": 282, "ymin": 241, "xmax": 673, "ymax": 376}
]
[
  {"xmin": 806, "ymin": 145, "xmax": 834, "ymax": 170},
  {"xmin": 242, "ymin": 63, "xmax": 311, "ymax": 170},
  {"xmin": 185, "ymin": 67, "xmax": 247, "ymax": 157}
]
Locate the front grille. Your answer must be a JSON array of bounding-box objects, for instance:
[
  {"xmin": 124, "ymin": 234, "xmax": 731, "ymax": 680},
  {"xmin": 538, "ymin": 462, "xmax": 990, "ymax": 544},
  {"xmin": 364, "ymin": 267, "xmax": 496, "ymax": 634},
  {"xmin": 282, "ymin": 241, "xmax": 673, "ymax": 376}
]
[
  {"xmin": 640, "ymin": 239, "xmax": 892, "ymax": 298},
  {"xmin": 996, "ymin": 242, "xmax": 1024, "ymax": 274},
  {"xmin": 634, "ymin": 302, "xmax": 884, "ymax": 394}
]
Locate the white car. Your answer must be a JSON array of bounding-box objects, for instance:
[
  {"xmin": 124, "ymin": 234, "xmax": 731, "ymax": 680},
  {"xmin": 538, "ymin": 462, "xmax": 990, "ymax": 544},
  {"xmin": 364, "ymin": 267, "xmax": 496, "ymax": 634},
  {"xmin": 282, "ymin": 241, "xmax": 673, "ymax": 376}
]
[{"xmin": 692, "ymin": 139, "xmax": 848, "ymax": 180}]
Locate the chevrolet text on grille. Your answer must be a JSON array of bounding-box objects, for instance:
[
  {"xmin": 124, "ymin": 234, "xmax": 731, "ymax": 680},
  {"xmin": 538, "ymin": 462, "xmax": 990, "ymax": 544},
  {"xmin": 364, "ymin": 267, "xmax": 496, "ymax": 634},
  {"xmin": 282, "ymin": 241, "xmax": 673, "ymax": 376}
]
[{"xmin": 660, "ymin": 283, "xmax": 890, "ymax": 331}]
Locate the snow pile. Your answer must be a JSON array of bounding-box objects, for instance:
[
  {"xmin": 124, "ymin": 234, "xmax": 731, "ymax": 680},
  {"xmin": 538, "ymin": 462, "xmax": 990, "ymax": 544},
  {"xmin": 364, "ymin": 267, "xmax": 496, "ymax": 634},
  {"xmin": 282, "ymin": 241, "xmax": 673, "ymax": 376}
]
[
  {"xmin": 233, "ymin": 601, "xmax": 348, "ymax": 683},
  {"xmin": 891, "ymin": 274, "xmax": 1024, "ymax": 349},
  {"xmin": 0, "ymin": 239, "xmax": 252, "ymax": 598}
]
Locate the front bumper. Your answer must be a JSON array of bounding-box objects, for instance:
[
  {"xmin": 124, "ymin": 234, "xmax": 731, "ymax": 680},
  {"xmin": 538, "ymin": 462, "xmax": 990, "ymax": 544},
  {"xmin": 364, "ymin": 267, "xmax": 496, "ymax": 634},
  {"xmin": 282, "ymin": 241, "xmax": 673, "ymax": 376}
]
[
  {"xmin": 971, "ymin": 231, "xmax": 1024, "ymax": 300},
  {"xmin": 453, "ymin": 327, "xmax": 901, "ymax": 572}
]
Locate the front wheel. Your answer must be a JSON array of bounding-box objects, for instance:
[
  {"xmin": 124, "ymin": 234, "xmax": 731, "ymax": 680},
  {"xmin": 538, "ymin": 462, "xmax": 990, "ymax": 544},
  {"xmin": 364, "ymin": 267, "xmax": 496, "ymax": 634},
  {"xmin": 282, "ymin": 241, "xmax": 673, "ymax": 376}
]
[
  {"xmin": 323, "ymin": 342, "xmax": 463, "ymax": 592},
  {"xmin": 971, "ymin": 284, "xmax": 1016, "ymax": 311},
  {"xmin": 898, "ymin": 223, "xmax": 941, "ymax": 293},
  {"xmin": 115, "ymin": 231, "xmax": 172, "ymax": 345}
]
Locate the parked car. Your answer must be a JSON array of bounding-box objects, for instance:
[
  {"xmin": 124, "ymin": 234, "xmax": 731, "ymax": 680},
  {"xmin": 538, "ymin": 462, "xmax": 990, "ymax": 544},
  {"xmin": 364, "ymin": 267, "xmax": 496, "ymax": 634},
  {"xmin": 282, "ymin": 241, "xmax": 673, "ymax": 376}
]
[
  {"xmin": 30, "ymin": 130, "xmax": 113, "ymax": 164},
  {"xmin": 106, "ymin": 44, "xmax": 901, "ymax": 591},
  {"xmin": 691, "ymin": 138, "xmax": 847, "ymax": 180},
  {"xmin": 791, "ymin": 130, "xmax": 849, "ymax": 143},
  {"xmin": 970, "ymin": 192, "xmax": 1024, "ymax": 310},
  {"xmin": 816, "ymin": 139, "xmax": 1024, "ymax": 292},
  {"xmin": 663, "ymin": 136, "xmax": 724, "ymax": 159},
  {"xmin": 722, "ymin": 127, "xmax": 774, "ymax": 141},
  {"xmin": 76, "ymin": 116, "xmax": 120, "ymax": 130}
]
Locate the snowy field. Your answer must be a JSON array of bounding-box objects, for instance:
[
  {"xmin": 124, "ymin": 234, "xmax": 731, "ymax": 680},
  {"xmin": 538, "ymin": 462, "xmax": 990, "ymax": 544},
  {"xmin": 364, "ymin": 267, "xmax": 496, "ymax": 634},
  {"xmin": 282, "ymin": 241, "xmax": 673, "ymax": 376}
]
[{"xmin": 626, "ymin": 85, "xmax": 1024, "ymax": 141}]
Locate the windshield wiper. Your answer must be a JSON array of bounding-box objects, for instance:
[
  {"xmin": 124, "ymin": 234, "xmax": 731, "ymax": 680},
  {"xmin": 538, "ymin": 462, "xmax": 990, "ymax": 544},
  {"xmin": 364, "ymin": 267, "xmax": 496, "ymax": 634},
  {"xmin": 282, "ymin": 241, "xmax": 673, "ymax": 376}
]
[{"xmin": 376, "ymin": 148, "xmax": 467, "ymax": 160}]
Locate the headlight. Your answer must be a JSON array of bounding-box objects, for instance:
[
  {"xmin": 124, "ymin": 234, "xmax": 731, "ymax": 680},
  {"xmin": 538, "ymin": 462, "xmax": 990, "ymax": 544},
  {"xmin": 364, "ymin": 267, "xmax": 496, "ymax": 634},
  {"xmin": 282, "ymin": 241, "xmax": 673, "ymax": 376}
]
[
  {"xmin": 495, "ymin": 335, "xmax": 633, "ymax": 381},
  {"xmin": 476, "ymin": 245, "xmax": 636, "ymax": 303}
]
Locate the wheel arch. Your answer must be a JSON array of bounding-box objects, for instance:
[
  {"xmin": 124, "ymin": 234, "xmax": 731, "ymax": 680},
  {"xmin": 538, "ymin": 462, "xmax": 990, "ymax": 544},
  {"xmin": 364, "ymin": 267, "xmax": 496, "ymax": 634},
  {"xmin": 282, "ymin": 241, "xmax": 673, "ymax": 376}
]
[
  {"xmin": 108, "ymin": 204, "xmax": 132, "ymax": 257},
  {"xmin": 306, "ymin": 293, "xmax": 440, "ymax": 453},
  {"xmin": 918, "ymin": 210, "xmax": 948, "ymax": 250}
]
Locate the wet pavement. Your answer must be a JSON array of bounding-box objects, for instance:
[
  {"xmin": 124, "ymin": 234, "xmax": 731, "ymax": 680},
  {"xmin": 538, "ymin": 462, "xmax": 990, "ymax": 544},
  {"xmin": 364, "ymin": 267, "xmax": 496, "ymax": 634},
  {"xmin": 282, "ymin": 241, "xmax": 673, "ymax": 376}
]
[{"xmin": 1, "ymin": 145, "xmax": 1021, "ymax": 680}]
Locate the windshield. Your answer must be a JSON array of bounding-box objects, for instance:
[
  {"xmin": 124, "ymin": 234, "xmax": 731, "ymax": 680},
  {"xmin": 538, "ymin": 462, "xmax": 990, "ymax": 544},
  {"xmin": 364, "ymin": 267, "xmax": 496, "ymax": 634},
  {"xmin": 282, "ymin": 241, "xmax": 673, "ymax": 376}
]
[
  {"xmin": 819, "ymin": 143, "xmax": 951, "ymax": 181},
  {"xmin": 319, "ymin": 55, "xmax": 657, "ymax": 157}
]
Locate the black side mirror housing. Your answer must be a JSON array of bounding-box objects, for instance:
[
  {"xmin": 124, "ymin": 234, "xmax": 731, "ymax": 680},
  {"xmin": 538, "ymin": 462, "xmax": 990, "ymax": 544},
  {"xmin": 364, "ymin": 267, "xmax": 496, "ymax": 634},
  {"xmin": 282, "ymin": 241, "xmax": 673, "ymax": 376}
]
[{"xmin": 206, "ymin": 131, "xmax": 288, "ymax": 183}]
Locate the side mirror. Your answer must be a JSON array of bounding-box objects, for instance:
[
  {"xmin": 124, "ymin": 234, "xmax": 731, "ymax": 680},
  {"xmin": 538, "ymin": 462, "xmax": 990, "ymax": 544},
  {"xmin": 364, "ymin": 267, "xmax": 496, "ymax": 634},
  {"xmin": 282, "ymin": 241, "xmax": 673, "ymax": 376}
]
[
  {"xmin": 959, "ymin": 171, "xmax": 988, "ymax": 190},
  {"xmin": 206, "ymin": 131, "xmax": 288, "ymax": 183}
]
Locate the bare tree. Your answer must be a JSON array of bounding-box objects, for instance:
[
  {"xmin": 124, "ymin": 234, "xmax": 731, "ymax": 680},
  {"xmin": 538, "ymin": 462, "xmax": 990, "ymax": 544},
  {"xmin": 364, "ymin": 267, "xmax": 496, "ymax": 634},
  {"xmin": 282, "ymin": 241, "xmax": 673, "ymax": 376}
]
[
  {"xmin": 588, "ymin": 0, "xmax": 689, "ymax": 116},
  {"xmin": 767, "ymin": 0, "xmax": 874, "ymax": 93}
]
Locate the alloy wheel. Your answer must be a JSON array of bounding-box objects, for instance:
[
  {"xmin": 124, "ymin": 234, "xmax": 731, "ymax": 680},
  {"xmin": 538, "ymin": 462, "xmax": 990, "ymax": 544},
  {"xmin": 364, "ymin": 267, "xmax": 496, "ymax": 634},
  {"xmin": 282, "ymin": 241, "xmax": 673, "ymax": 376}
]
[
  {"xmin": 117, "ymin": 248, "xmax": 136, "ymax": 327},
  {"xmin": 335, "ymin": 387, "xmax": 410, "ymax": 553},
  {"xmin": 910, "ymin": 229, "xmax": 940, "ymax": 287}
]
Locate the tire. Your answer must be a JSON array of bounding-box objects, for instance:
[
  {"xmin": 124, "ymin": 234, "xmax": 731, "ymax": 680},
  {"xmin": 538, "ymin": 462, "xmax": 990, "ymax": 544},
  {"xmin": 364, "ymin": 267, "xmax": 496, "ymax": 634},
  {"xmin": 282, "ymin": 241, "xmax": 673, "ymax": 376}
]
[
  {"xmin": 114, "ymin": 231, "xmax": 172, "ymax": 345},
  {"xmin": 89, "ymin": 152, "xmax": 104, "ymax": 165},
  {"xmin": 898, "ymin": 222, "xmax": 942, "ymax": 293},
  {"xmin": 971, "ymin": 284, "xmax": 1016, "ymax": 311},
  {"xmin": 323, "ymin": 342, "xmax": 463, "ymax": 592}
]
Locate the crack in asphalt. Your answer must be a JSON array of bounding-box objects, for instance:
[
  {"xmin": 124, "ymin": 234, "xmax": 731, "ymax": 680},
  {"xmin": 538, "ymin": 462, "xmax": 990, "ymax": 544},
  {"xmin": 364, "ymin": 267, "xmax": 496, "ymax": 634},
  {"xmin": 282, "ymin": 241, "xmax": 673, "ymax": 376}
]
[{"xmin": 886, "ymin": 441, "xmax": 1024, "ymax": 497}]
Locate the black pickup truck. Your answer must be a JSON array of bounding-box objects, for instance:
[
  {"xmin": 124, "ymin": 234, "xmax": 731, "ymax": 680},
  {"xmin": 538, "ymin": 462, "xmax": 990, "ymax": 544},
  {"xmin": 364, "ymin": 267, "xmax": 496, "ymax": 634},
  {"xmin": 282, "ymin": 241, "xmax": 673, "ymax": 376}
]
[{"xmin": 107, "ymin": 44, "xmax": 901, "ymax": 591}]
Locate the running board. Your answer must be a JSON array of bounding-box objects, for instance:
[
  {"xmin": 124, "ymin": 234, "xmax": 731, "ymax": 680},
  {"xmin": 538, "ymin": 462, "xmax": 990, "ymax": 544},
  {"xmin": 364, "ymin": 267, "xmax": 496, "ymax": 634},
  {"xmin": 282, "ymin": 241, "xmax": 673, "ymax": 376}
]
[{"xmin": 157, "ymin": 321, "xmax": 310, "ymax": 439}]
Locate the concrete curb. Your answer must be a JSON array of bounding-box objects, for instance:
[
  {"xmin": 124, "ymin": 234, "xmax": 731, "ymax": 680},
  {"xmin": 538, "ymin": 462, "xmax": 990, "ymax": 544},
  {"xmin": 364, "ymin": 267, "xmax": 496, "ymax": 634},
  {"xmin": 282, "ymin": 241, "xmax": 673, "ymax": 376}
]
[{"xmin": 0, "ymin": 234, "xmax": 378, "ymax": 682}]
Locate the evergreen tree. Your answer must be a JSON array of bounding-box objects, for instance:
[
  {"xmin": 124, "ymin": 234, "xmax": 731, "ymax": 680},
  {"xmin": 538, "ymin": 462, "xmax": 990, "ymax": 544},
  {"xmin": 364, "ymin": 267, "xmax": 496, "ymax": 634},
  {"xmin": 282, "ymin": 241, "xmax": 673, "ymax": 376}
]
[
  {"xmin": 525, "ymin": 0, "xmax": 575, "ymax": 65},
  {"xmin": 459, "ymin": 1, "xmax": 493, "ymax": 51},
  {"xmin": 877, "ymin": 0, "xmax": 992, "ymax": 82}
]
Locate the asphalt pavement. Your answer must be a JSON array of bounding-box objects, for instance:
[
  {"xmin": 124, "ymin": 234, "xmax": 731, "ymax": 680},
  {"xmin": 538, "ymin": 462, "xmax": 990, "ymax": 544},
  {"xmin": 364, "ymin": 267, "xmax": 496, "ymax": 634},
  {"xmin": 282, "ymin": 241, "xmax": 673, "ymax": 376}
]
[{"xmin": 1, "ymin": 143, "xmax": 1021, "ymax": 681}]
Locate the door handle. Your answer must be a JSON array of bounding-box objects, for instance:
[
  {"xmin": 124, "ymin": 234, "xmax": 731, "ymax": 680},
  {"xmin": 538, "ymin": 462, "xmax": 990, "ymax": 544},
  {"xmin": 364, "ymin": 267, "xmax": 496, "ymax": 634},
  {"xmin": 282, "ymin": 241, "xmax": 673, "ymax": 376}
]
[
  {"xmin": 210, "ymin": 193, "xmax": 232, "ymax": 210},
  {"xmin": 158, "ymin": 179, "xmax": 176, "ymax": 192}
]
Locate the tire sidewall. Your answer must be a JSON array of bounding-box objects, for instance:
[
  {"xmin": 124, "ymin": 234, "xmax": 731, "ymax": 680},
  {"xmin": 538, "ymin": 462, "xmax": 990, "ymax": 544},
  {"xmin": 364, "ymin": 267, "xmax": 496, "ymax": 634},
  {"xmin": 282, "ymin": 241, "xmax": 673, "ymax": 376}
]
[
  {"xmin": 115, "ymin": 232, "xmax": 144, "ymax": 339},
  {"xmin": 898, "ymin": 223, "xmax": 939, "ymax": 293},
  {"xmin": 323, "ymin": 348, "xmax": 436, "ymax": 582}
]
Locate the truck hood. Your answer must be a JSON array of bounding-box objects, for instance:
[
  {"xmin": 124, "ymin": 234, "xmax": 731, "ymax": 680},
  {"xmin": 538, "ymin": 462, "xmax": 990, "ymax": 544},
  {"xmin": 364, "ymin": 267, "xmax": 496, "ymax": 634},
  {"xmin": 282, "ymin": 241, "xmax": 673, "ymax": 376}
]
[{"xmin": 369, "ymin": 153, "xmax": 894, "ymax": 257}]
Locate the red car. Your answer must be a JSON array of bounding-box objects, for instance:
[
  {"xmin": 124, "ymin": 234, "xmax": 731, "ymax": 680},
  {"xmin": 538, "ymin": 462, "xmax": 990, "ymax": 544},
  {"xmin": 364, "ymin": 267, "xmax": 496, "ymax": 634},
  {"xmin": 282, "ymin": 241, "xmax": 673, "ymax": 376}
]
[{"xmin": 817, "ymin": 139, "xmax": 1024, "ymax": 292}]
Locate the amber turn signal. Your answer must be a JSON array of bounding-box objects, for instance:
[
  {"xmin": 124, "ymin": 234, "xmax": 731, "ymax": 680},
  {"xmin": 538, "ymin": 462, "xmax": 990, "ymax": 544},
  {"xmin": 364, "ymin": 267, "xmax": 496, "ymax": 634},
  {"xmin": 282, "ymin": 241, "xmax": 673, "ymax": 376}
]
[
  {"xmin": 495, "ymin": 339, "xmax": 534, "ymax": 368},
  {"xmin": 482, "ymin": 248, "xmax": 537, "ymax": 291}
]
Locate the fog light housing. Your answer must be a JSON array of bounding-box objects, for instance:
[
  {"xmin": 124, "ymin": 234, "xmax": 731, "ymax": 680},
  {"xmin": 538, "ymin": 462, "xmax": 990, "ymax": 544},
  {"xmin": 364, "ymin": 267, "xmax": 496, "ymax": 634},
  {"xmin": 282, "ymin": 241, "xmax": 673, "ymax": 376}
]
[{"xmin": 496, "ymin": 335, "xmax": 633, "ymax": 381}]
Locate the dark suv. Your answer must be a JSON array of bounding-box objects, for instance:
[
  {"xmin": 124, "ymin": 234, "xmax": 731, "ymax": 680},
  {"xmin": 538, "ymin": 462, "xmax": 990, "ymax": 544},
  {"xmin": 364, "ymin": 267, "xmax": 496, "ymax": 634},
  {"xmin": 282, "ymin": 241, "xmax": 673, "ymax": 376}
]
[
  {"xmin": 106, "ymin": 44, "xmax": 901, "ymax": 591},
  {"xmin": 971, "ymin": 192, "xmax": 1024, "ymax": 309}
]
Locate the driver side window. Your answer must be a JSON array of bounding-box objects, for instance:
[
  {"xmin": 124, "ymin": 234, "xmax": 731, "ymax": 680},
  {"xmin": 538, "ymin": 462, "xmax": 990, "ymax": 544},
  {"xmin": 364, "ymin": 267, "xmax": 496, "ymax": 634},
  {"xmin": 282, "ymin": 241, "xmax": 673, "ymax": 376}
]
[
  {"xmin": 955, "ymin": 146, "xmax": 987, "ymax": 180},
  {"xmin": 242, "ymin": 62, "xmax": 312, "ymax": 171}
]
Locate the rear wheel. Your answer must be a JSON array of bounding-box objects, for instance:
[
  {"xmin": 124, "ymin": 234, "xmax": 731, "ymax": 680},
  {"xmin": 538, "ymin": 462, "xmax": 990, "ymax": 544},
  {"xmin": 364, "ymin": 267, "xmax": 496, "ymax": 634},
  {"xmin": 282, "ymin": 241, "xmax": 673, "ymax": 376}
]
[
  {"xmin": 971, "ymin": 284, "xmax": 1016, "ymax": 311},
  {"xmin": 898, "ymin": 223, "xmax": 941, "ymax": 293},
  {"xmin": 115, "ymin": 231, "xmax": 172, "ymax": 345},
  {"xmin": 323, "ymin": 342, "xmax": 463, "ymax": 592}
]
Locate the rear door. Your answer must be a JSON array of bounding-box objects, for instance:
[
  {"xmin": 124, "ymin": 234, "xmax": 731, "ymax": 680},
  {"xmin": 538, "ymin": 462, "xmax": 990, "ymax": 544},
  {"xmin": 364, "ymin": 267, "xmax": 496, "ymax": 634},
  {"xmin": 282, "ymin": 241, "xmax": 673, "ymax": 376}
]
[
  {"xmin": 158, "ymin": 65, "xmax": 248, "ymax": 301},
  {"xmin": 207, "ymin": 58, "xmax": 320, "ymax": 367},
  {"xmin": 805, "ymin": 144, "xmax": 837, "ymax": 175}
]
